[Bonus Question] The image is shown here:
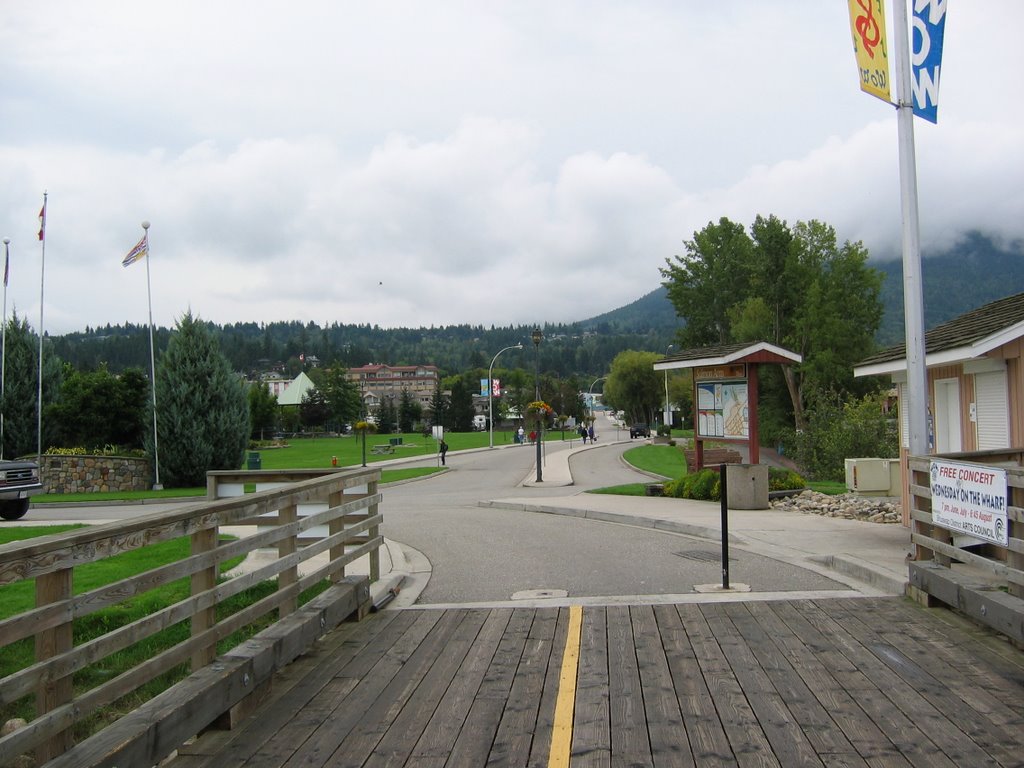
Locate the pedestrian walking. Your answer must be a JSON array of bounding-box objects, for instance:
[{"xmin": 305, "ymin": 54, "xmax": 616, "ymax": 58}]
[
  {"xmin": 439, "ymin": 438, "xmax": 448, "ymax": 465},
  {"xmin": 588, "ymin": 424, "xmax": 596, "ymax": 442},
  {"xmin": 578, "ymin": 425, "xmax": 588, "ymax": 444},
  {"xmin": 517, "ymin": 426, "xmax": 525, "ymax": 444}
]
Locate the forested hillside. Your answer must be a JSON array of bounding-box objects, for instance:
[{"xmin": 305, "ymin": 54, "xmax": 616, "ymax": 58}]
[
  {"xmin": 874, "ymin": 231, "xmax": 1024, "ymax": 345},
  {"xmin": 47, "ymin": 232, "xmax": 1022, "ymax": 378}
]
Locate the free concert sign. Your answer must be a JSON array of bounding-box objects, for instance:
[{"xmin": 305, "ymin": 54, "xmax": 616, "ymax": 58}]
[{"xmin": 929, "ymin": 460, "xmax": 1009, "ymax": 546}]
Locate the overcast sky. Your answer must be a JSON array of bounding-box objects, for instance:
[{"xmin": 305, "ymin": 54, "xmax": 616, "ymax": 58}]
[{"xmin": 2, "ymin": 2, "xmax": 1021, "ymax": 335}]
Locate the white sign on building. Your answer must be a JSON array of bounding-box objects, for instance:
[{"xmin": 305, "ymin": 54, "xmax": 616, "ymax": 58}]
[{"xmin": 929, "ymin": 460, "xmax": 1008, "ymax": 546}]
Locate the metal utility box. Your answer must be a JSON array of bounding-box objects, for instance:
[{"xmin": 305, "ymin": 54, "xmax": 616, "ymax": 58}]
[{"xmin": 844, "ymin": 458, "xmax": 899, "ymax": 496}]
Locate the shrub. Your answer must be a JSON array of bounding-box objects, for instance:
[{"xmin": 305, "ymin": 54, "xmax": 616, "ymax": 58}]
[
  {"xmin": 789, "ymin": 388, "xmax": 898, "ymax": 482},
  {"xmin": 665, "ymin": 468, "xmax": 722, "ymax": 501},
  {"xmin": 768, "ymin": 467, "xmax": 806, "ymax": 491}
]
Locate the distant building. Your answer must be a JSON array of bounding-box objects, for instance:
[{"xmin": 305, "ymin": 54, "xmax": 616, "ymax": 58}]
[{"xmin": 346, "ymin": 364, "xmax": 440, "ymax": 412}]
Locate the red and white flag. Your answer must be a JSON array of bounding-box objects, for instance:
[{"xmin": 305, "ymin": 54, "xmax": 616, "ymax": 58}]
[{"xmin": 37, "ymin": 200, "xmax": 46, "ymax": 242}]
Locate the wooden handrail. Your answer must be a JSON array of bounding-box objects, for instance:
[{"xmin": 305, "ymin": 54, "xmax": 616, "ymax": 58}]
[{"xmin": 0, "ymin": 467, "xmax": 381, "ymax": 764}]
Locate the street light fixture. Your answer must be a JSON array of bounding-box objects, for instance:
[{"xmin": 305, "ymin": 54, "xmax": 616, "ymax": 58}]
[
  {"xmin": 531, "ymin": 328, "xmax": 543, "ymax": 482},
  {"xmin": 588, "ymin": 375, "xmax": 607, "ymax": 420},
  {"xmin": 488, "ymin": 343, "xmax": 523, "ymax": 448},
  {"xmin": 664, "ymin": 344, "xmax": 675, "ymax": 430}
]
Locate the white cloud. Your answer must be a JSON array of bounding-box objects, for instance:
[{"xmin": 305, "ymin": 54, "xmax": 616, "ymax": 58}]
[{"xmin": 1, "ymin": 2, "xmax": 1021, "ymax": 334}]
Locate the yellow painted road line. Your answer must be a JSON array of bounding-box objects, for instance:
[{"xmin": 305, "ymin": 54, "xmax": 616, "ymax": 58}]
[{"xmin": 548, "ymin": 605, "xmax": 583, "ymax": 768}]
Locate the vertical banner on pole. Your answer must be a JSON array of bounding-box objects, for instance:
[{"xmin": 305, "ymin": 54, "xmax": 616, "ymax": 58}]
[
  {"xmin": 848, "ymin": 0, "xmax": 892, "ymax": 103},
  {"xmin": 911, "ymin": 0, "xmax": 947, "ymax": 123}
]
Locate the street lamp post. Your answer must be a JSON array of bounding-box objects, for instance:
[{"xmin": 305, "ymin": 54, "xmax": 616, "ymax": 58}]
[
  {"xmin": 664, "ymin": 344, "xmax": 675, "ymax": 430},
  {"xmin": 588, "ymin": 376, "xmax": 607, "ymax": 421},
  {"xmin": 488, "ymin": 343, "xmax": 523, "ymax": 448},
  {"xmin": 531, "ymin": 328, "xmax": 543, "ymax": 482}
]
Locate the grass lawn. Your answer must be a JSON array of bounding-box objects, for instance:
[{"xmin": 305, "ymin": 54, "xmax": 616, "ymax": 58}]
[{"xmin": 621, "ymin": 444, "xmax": 687, "ymax": 479}]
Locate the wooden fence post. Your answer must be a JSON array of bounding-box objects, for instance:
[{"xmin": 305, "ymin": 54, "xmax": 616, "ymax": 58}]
[
  {"xmin": 368, "ymin": 477, "xmax": 380, "ymax": 583},
  {"xmin": 278, "ymin": 503, "xmax": 298, "ymax": 617},
  {"xmin": 190, "ymin": 527, "xmax": 219, "ymax": 670},
  {"xmin": 35, "ymin": 566, "xmax": 74, "ymax": 762}
]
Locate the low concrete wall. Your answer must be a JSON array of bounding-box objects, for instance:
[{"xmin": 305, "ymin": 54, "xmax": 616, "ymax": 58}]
[{"xmin": 40, "ymin": 454, "xmax": 151, "ymax": 494}]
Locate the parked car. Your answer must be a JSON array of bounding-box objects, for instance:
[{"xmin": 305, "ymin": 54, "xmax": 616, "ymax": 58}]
[
  {"xmin": 629, "ymin": 423, "xmax": 651, "ymax": 439},
  {"xmin": 0, "ymin": 459, "xmax": 42, "ymax": 520}
]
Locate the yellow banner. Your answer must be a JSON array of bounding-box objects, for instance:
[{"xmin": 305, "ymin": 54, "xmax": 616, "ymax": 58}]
[{"xmin": 848, "ymin": 0, "xmax": 891, "ymax": 103}]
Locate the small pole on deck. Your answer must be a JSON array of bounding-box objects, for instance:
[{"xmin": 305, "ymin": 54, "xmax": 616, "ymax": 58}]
[{"xmin": 720, "ymin": 464, "xmax": 730, "ymax": 590}]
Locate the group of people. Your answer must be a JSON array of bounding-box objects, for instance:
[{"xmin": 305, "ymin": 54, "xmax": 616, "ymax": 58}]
[{"xmin": 578, "ymin": 424, "xmax": 596, "ymax": 444}]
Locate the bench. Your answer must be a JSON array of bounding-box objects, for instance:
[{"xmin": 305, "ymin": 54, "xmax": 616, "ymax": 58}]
[
  {"xmin": 683, "ymin": 447, "xmax": 743, "ymax": 473},
  {"xmin": 371, "ymin": 444, "xmax": 394, "ymax": 455}
]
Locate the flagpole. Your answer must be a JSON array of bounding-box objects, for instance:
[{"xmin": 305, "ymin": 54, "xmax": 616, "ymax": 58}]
[
  {"xmin": 37, "ymin": 192, "xmax": 47, "ymax": 463},
  {"xmin": 141, "ymin": 221, "xmax": 162, "ymax": 490},
  {"xmin": 1, "ymin": 237, "xmax": 8, "ymax": 460},
  {"xmin": 892, "ymin": 0, "xmax": 928, "ymax": 459}
]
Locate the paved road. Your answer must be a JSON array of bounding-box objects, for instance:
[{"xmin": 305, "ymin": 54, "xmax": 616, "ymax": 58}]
[
  {"xmin": 23, "ymin": 428, "xmax": 849, "ymax": 607},
  {"xmin": 380, "ymin": 438, "xmax": 848, "ymax": 606}
]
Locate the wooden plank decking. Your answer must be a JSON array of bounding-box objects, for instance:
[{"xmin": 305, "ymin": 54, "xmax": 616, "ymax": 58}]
[{"xmin": 172, "ymin": 597, "xmax": 1024, "ymax": 767}]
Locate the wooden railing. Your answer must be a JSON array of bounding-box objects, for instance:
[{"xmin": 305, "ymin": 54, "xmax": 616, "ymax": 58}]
[
  {"xmin": 907, "ymin": 450, "xmax": 1024, "ymax": 643},
  {"xmin": 0, "ymin": 467, "xmax": 381, "ymax": 766}
]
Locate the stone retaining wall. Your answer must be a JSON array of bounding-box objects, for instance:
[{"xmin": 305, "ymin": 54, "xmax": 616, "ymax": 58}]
[{"xmin": 40, "ymin": 455, "xmax": 152, "ymax": 494}]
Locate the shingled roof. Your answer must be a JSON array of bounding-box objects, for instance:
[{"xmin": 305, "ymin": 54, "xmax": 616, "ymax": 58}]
[
  {"xmin": 855, "ymin": 291, "xmax": 1024, "ymax": 376},
  {"xmin": 654, "ymin": 341, "xmax": 801, "ymax": 370}
]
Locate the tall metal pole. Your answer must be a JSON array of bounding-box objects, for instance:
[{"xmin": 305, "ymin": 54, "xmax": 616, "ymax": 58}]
[
  {"xmin": 892, "ymin": 0, "xmax": 929, "ymax": 458},
  {"xmin": 532, "ymin": 328, "xmax": 543, "ymax": 483},
  {"xmin": 488, "ymin": 343, "xmax": 523, "ymax": 448},
  {"xmin": 663, "ymin": 344, "xmax": 675, "ymax": 429},
  {"xmin": 142, "ymin": 221, "xmax": 162, "ymax": 490},
  {"xmin": 37, "ymin": 192, "xmax": 46, "ymax": 463},
  {"xmin": 1, "ymin": 238, "xmax": 8, "ymax": 459},
  {"xmin": 588, "ymin": 376, "xmax": 606, "ymax": 422}
]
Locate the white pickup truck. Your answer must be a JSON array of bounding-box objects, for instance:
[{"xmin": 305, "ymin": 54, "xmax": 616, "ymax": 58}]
[{"xmin": 0, "ymin": 459, "xmax": 42, "ymax": 520}]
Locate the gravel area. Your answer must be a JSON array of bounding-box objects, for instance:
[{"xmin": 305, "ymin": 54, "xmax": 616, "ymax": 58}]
[{"xmin": 770, "ymin": 489, "xmax": 902, "ymax": 524}]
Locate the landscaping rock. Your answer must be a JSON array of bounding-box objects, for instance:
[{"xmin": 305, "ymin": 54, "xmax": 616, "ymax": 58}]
[{"xmin": 769, "ymin": 489, "xmax": 901, "ymax": 524}]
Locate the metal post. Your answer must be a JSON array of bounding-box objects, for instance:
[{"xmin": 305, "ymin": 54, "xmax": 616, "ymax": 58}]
[
  {"xmin": 892, "ymin": 0, "xmax": 929, "ymax": 459},
  {"xmin": 488, "ymin": 343, "xmax": 522, "ymax": 448},
  {"xmin": 1, "ymin": 237, "xmax": 8, "ymax": 459},
  {"xmin": 532, "ymin": 328, "xmax": 543, "ymax": 482},
  {"xmin": 664, "ymin": 344, "xmax": 674, "ymax": 429},
  {"xmin": 720, "ymin": 464, "xmax": 730, "ymax": 590}
]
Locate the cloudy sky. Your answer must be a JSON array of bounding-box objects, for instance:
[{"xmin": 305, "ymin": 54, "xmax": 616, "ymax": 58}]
[{"xmin": 1, "ymin": 2, "xmax": 1021, "ymax": 335}]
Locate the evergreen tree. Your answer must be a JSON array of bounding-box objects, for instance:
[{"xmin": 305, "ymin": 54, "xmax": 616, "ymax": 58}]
[
  {"xmin": 299, "ymin": 389, "xmax": 330, "ymax": 430},
  {"xmin": 447, "ymin": 378, "xmax": 476, "ymax": 432},
  {"xmin": 398, "ymin": 388, "xmax": 420, "ymax": 433},
  {"xmin": 247, "ymin": 381, "xmax": 278, "ymax": 439},
  {"xmin": 427, "ymin": 380, "xmax": 448, "ymax": 429},
  {"xmin": 377, "ymin": 397, "xmax": 398, "ymax": 434},
  {"xmin": 48, "ymin": 365, "xmax": 148, "ymax": 449},
  {"xmin": 0, "ymin": 313, "xmax": 63, "ymax": 458},
  {"xmin": 153, "ymin": 312, "xmax": 250, "ymax": 487}
]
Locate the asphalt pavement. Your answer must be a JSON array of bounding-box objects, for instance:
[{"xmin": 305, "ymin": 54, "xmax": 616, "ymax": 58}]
[{"xmin": 19, "ymin": 414, "xmax": 913, "ymax": 610}]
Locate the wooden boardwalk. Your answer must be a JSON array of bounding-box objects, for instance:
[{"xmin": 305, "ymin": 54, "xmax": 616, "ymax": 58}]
[{"xmin": 172, "ymin": 597, "xmax": 1024, "ymax": 767}]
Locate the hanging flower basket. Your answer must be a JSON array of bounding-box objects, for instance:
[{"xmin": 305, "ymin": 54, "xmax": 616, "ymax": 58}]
[{"xmin": 525, "ymin": 400, "xmax": 554, "ymax": 425}]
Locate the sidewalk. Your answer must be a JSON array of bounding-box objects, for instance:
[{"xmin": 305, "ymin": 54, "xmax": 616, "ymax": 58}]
[{"xmin": 508, "ymin": 437, "xmax": 912, "ymax": 597}]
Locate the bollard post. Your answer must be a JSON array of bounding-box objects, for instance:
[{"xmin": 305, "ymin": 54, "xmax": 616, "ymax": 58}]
[{"xmin": 720, "ymin": 463, "xmax": 730, "ymax": 590}]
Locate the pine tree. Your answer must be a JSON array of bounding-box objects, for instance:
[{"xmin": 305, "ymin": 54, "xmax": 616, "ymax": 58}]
[{"xmin": 152, "ymin": 312, "xmax": 250, "ymax": 487}]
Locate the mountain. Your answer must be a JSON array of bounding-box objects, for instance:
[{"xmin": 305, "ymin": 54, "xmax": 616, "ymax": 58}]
[
  {"xmin": 578, "ymin": 286, "xmax": 679, "ymax": 334},
  {"xmin": 583, "ymin": 231, "xmax": 1024, "ymax": 348},
  {"xmin": 874, "ymin": 231, "xmax": 1024, "ymax": 345}
]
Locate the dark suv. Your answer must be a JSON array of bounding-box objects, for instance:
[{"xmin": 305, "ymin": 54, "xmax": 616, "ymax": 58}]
[
  {"xmin": 0, "ymin": 459, "xmax": 42, "ymax": 520},
  {"xmin": 629, "ymin": 423, "xmax": 651, "ymax": 439}
]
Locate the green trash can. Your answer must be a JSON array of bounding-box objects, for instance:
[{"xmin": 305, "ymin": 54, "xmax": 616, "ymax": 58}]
[
  {"xmin": 389, "ymin": 437, "xmax": 403, "ymax": 446},
  {"xmin": 247, "ymin": 451, "xmax": 261, "ymax": 470}
]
